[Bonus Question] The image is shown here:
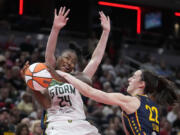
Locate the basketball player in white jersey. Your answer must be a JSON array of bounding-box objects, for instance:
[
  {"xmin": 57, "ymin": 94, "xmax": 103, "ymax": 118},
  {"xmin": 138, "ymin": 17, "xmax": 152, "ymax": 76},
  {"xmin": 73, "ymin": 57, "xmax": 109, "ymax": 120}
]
[{"xmin": 22, "ymin": 7, "xmax": 110, "ymax": 135}]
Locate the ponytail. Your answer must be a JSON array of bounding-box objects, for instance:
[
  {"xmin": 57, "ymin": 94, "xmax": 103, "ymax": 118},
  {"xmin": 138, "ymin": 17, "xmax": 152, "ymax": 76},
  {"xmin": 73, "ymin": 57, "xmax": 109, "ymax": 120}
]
[
  {"xmin": 155, "ymin": 76, "xmax": 178, "ymax": 105},
  {"xmin": 141, "ymin": 70, "xmax": 178, "ymax": 105}
]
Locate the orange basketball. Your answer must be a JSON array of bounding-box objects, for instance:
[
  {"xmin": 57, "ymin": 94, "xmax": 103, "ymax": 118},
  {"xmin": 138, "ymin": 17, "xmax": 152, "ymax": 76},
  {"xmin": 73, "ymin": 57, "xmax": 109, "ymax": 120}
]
[{"xmin": 24, "ymin": 63, "xmax": 52, "ymax": 91}]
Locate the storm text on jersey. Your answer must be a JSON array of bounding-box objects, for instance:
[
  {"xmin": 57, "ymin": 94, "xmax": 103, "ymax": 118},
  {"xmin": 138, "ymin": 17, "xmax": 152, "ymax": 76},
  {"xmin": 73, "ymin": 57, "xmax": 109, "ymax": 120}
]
[{"xmin": 49, "ymin": 84, "xmax": 76, "ymax": 99}]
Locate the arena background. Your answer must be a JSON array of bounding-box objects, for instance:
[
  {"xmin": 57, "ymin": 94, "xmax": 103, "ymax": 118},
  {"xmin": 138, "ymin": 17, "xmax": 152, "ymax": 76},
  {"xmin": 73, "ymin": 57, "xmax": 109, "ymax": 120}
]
[{"xmin": 0, "ymin": 0, "xmax": 180, "ymax": 134}]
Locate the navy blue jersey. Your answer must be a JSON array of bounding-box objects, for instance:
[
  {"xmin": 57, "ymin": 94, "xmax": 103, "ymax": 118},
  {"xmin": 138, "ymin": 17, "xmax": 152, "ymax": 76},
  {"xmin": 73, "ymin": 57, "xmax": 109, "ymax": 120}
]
[{"xmin": 123, "ymin": 95, "xmax": 160, "ymax": 135}]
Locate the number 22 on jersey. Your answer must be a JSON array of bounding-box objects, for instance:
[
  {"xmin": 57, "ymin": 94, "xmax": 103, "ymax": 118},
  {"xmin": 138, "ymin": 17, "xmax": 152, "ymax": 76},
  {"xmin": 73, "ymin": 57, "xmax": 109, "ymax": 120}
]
[{"xmin": 145, "ymin": 105, "xmax": 159, "ymax": 124}]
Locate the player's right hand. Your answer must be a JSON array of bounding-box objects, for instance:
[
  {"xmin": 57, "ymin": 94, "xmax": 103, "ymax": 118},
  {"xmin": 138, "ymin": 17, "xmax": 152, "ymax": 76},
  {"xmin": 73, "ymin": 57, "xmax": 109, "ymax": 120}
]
[
  {"xmin": 53, "ymin": 6, "xmax": 70, "ymax": 30},
  {"xmin": 99, "ymin": 11, "xmax": 110, "ymax": 32},
  {"xmin": 20, "ymin": 61, "xmax": 30, "ymax": 80}
]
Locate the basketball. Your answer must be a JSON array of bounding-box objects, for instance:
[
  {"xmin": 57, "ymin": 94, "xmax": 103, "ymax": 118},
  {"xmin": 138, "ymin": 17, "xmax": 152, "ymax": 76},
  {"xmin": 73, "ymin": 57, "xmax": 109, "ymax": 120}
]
[{"xmin": 24, "ymin": 63, "xmax": 52, "ymax": 91}]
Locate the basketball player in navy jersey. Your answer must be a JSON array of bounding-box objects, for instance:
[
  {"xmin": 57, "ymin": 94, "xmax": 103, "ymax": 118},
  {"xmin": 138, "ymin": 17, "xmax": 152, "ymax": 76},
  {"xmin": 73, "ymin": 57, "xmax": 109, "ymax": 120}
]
[
  {"xmin": 21, "ymin": 6, "xmax": 110, "ymax": 135},
  {"xmin": 50, "ymin": 69, "xmax": 178, "ymax": 135}
]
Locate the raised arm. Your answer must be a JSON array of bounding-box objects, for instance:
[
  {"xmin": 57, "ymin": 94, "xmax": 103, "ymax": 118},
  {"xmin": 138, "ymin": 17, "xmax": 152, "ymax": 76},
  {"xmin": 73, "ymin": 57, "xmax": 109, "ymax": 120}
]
[
  {"xmin": 45, "ymin": 7, "xmax": 70, "ymax": 67},
  {"xmin": 57, "ymin": 71, "xmax": 140, "ymax": 114},
  {"xmin": 83, "ymin": 11, "xmax": 110, "ymax": 78}
]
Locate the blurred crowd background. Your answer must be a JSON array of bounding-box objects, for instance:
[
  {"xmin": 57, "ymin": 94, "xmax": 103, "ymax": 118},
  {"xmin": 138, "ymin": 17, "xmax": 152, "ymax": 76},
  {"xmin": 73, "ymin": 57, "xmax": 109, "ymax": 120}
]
[{"xmin": 0, "ymin": 0, "xmax": 180, "ymax": 135}]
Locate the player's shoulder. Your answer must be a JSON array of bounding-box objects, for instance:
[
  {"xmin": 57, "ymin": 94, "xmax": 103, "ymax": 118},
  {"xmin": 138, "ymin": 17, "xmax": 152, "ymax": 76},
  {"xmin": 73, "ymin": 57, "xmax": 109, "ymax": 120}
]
[{"xmin": 74, "ymin": 72, "xmax": 92, "ymax": 86}]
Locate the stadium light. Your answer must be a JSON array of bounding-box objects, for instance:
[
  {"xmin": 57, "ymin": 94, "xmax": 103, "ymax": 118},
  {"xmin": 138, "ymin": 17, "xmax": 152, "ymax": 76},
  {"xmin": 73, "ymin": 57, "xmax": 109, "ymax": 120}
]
[
  {"xmin": 175, "ymin": 12, "xmax": 180, "ymax": 17},
  {"xmin": 98, "ymin": 1, "xmax": 141, "ymax": 34},
  {"xmin": 19, "ymin": 0, "xmax": 23, "ymax": 15}
]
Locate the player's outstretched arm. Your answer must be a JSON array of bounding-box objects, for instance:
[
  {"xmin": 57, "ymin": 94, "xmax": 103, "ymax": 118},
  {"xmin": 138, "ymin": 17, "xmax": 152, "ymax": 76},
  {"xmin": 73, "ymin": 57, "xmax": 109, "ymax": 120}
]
[
  {"xmin": 45, "ymin": 7, "xmax": 70, "ymax": 67},
  {"xmin": 57, "ymin": 71, "xmax": 140, "ymax": 114},
  {"xmin": 83, "ymin": 11, "xmax": 110, "ymax": 78}
]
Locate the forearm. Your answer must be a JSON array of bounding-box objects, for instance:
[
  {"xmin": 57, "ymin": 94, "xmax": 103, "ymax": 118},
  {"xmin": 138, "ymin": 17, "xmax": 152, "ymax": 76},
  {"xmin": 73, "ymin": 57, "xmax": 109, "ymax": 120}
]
[
  {"xmin": 45, "ymin": 26, "xmax": 60, "ymax": 67},
  {"xmin": 32, "ymin": 90, "xmax": 51, "ymax": 109},
  {"xmin": 63, "ymin": 73, "xmax": 116, "ymax": 105},
  {"xmin": 64, "ymin": 73, "xmax": 92, "ymax": 97},
  {"xmin": 83, "ymin": 30, "xmax": 110, "ymax": 78},
  {"xmin": 92, "ymin": 30, "xmax": 109, "ymax": 63}
]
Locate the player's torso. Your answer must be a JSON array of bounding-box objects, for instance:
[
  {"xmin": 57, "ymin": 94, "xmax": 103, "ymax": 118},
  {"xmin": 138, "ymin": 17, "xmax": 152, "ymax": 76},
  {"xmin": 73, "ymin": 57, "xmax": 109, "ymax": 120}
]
[
  {"xmin": 46, "ymin": 79, "xmax": 86, "ymax": 122},
  {"xmin": 123, "ymin": 95, "xmax": 160, "ymax": 135}
]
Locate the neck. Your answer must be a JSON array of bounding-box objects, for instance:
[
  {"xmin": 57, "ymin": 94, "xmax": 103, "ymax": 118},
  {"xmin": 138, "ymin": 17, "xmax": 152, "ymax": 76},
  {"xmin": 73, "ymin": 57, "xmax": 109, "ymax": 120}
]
[{"xmin": 130, "ymin": 89, "xmax": 144, "ymax": 96}]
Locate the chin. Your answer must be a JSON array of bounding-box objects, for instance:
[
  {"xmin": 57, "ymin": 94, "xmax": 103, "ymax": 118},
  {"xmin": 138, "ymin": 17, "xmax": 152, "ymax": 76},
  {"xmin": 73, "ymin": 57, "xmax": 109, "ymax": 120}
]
[{"xmin": 127, "ymin": 87, "xmax": 131, "ymax": 94}]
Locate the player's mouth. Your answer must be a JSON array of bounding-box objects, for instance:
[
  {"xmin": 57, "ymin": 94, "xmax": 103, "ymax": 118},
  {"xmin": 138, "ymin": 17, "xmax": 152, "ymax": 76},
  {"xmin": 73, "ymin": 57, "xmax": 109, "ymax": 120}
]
[{"xmin": 62, "ymin": 65, "xmax": 71, "ymax": 72}]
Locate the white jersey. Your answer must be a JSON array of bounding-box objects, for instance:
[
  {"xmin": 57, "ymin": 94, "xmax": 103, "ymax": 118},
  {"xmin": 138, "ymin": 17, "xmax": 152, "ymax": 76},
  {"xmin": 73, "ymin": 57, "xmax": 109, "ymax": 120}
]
[{"xmin": 47, "ymin": 79, "xmax": 86, "ymax": 122}]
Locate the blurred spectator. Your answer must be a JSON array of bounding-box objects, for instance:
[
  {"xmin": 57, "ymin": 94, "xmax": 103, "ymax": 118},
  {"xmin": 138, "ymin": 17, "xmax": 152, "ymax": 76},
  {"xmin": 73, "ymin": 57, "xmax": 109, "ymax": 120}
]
[
  {"xmin": 15, "ymin": 123, "xmax": 30, "ymax": 135},
  {"xmin": 4, "ymin": 35, "xmax": 17, "ymax": 50},
  {"xmin": 30, "ymin": 120, "xmax": 42, "ymax": 135},
  {"xmin": 10, "ymin": 107, "xmax": 21, "ymax": 124},
  {"xmin": 0, "ymin": 54, "xmax": 6, "ymax": 68},
  {"xmin": 0, "ymin": 87, "xmax": 10, "ymax": 108},
  {"xmin": 86, "ymin": 99, "xmax": 103, "ymax": 125},
  {"xmin": 101, "ymin": 57, "xmax": 114, "ymax": 72},
  {"xmin": 172, "ymin": 111, "xmax": 180, "ymax": 135},
  {"xmin": 21, "ymin": 117, "xmax": 31, "ymax": 129},
  {"xmin": 114, "ymin": 58, "xmax": 129, "ymax": 76},
  {"xmin": 20, "ymin": 35, "xmax": 34, "ymax": 54},
  {"xmin": 0, "ymin": 107, "xmax": 15, "ymax": 135},
  {"xmin": 160, "ymin": 117, "xmax": 172, "ymax": 135},
  {"xmin": 104, "ymin": 122, "xmax": 117, "ymax": 135},
  {"xmin": 4, "ymin": 51, "xmax": 14, "ymax": 67},
  {"xmin": 8, "ymin": 66, "xmax": 24, "ymax": 90},
  {"xmin": 17, "ymin": 92, "xmax": 34, "ymax": 115},
  {"xmin": 141, "ymin": 56, "xmax": 159, "ymax": 73},
  {"xmin": 156, "ymin": 60, "xmax": 173, "ymax": 77},
  {"xmin": 92, "ymin": 75, "xmax": 102, "ymax": 90},
  {"xmin": 167, "ymin": 103, "xmax": 179, "ymax": 124}
]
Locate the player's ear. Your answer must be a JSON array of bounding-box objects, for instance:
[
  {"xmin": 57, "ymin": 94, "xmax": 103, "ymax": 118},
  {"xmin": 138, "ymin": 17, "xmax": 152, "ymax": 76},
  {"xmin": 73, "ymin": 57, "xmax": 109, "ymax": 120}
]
[{"xmin": 56, "ymin": 56, "xmax": 63, "ymax": 69}]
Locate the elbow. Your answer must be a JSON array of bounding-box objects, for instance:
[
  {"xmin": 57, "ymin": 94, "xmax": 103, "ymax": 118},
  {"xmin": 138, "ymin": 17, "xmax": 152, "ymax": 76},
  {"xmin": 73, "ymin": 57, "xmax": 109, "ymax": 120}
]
[
  {"xmin": 45, "ymin": 55, "xmax": 51, "ymax": 62},
  {"xmin": 45, "ymin": 57, "xmax": 55, "ymax": 67},
  {"xmin": 43, "ymin": 103, "xmax": 51, "ymax": 109}
]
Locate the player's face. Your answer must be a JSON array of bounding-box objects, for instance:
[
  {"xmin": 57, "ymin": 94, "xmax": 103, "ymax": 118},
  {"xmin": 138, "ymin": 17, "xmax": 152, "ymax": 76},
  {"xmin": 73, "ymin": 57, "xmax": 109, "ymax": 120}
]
[
  {"xmin": 127, "ymin": 70, "xmax": 144, "ymax": 94},
  {"xmin": 58, "ymin": 51, "xmax": 77, "ymax": 73}
]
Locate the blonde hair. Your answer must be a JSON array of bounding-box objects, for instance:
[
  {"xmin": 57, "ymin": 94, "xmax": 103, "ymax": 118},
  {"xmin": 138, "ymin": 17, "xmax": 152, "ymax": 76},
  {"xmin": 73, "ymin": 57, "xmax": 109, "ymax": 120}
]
[{"xmin": 31, "ymin": 120, "xmax": 41, "ymax": 133}]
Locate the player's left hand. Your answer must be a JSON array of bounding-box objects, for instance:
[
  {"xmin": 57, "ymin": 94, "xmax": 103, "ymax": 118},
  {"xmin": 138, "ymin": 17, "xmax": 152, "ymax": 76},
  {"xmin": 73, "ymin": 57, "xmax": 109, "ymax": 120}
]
[
  {"xmin": 99, "ymin": 11, "xmax": 110, "ymax": 32},
  {"xmin": 20, "ymin": 61, "xmax": 30, "ymax": 80}
]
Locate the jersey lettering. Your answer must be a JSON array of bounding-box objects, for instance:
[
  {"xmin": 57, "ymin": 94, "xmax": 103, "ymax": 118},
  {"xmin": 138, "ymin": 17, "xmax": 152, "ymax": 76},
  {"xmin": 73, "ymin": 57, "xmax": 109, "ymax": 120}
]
[
  {"xmin": 49, "ymin": 84, "xmax": 76, "ymax": 99},
  {"xmin": 145, "ymin": 105, "xmax": 159, "ymax": 124}
]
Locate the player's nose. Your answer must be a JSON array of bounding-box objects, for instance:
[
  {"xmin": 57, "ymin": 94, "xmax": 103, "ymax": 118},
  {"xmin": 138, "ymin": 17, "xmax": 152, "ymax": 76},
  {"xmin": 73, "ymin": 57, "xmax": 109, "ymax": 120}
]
[{"xmin": 128, "ymin": 77, "xmax": 132, "ymax": 82}]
